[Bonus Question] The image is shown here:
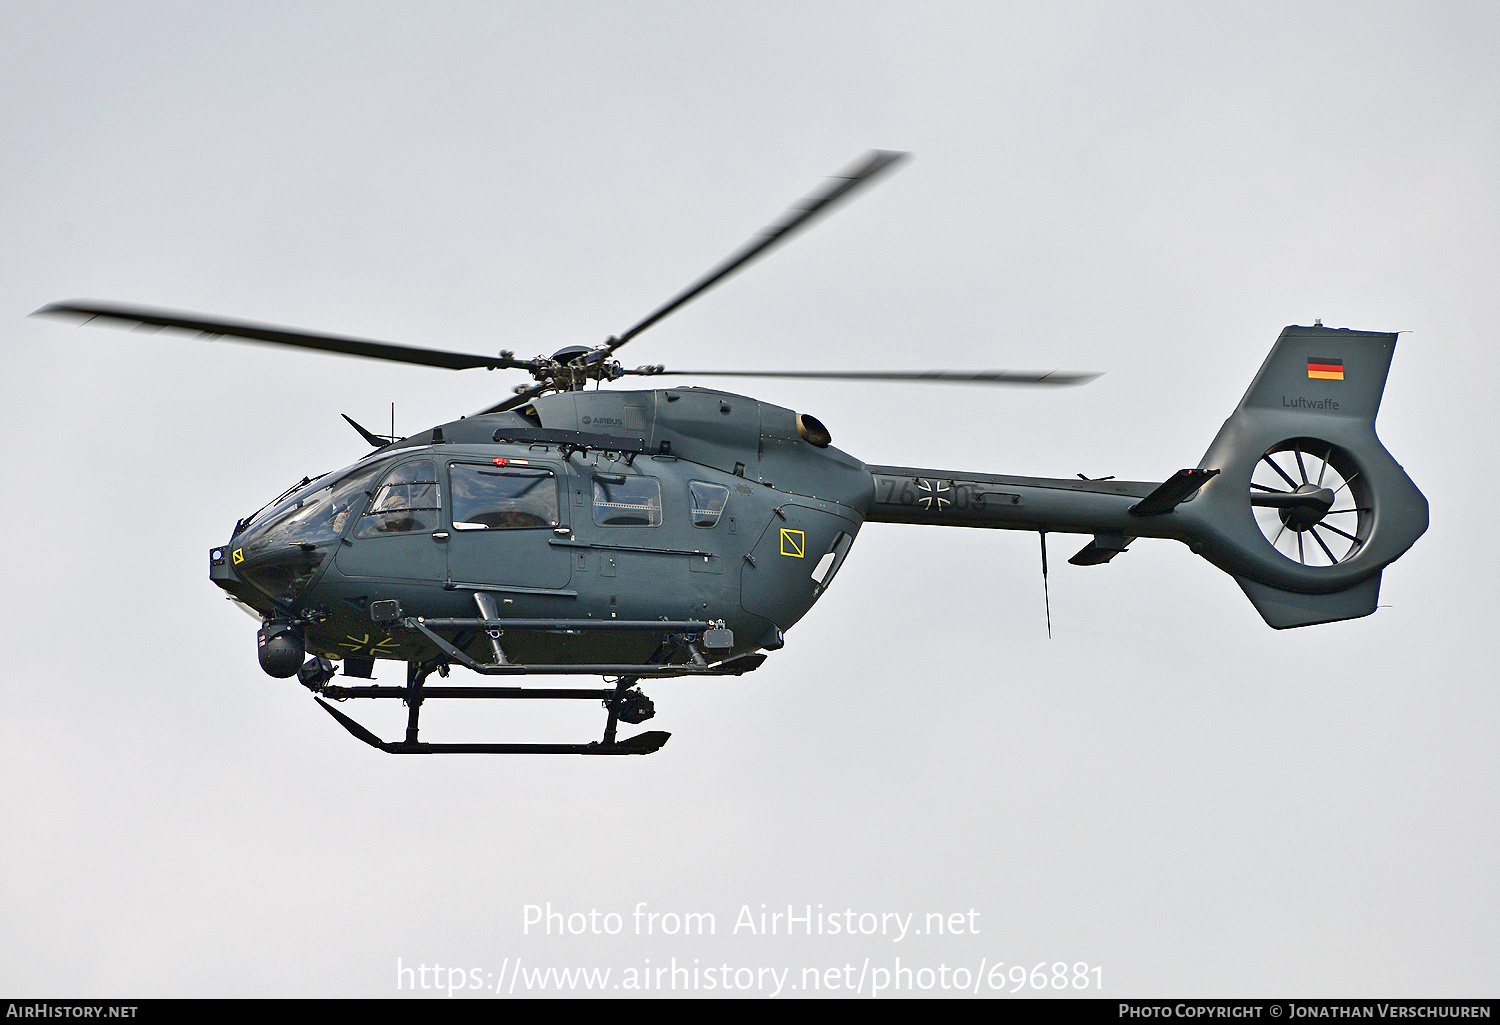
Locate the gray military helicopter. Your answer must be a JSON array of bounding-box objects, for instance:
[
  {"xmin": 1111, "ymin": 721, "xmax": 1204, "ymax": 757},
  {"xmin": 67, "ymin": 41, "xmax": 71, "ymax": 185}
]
[{"xmin": 36, "ymin": 151, "xmax": 1428, "ymax": 756}]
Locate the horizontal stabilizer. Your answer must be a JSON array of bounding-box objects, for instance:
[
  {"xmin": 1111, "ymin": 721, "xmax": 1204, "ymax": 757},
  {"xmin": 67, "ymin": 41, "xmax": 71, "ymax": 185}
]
[
  {"xmin": 1235, "ymin": 573, "xmax": 1381, "ymax": 630},
  {"xmin": 1129, "ymin": 468, "xmax": 1219, "ymax": 517},
  {"xmin": 1069, "ymin": 532, "xmax": 1131, "ymax": 566}
]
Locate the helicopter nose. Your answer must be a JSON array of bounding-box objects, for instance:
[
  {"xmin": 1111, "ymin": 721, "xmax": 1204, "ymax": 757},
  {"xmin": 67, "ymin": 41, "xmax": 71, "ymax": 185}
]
[{"xmin": 233, "ymin": 543, "xmax": 328, "ymax": 605}]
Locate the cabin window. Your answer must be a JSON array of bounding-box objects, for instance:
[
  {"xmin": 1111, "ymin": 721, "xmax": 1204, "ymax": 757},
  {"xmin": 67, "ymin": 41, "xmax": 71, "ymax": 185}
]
[
  {"xmin": 688, "ymin": 481, "xmax": 730, "ymax": 527},
  {"xmin": 450, "ymin": 464, "xmax": 558, "ymax": 529},
  {"xmin": 354, "ymin": 459, "xmax": 441, "ymax": 537},
  {"xmin": 593, "ymin": 474, "xmax": 662, "ymax": 527}
]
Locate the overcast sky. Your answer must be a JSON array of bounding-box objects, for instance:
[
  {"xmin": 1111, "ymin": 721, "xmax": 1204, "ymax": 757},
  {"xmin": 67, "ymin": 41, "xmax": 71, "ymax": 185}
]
[{"xmin": 2, "ymin": 1, "xmax": 1496, "ymax": 998}]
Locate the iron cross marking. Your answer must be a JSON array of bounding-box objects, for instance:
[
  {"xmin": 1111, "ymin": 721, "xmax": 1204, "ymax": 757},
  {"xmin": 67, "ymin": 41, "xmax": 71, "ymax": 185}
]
[{"xmin": 917, "ymin": 478, "xmax": 952, "ymax": 511}]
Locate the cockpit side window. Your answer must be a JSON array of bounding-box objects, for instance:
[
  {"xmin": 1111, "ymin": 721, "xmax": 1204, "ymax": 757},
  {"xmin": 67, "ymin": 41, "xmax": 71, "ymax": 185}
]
[
  {"xmin": 450, "ymin": 464, "xmax": 559, "ymax": 529},
  {"xmin": 355, "ymin": 459, "xmax": 441, "ymax": 538}
]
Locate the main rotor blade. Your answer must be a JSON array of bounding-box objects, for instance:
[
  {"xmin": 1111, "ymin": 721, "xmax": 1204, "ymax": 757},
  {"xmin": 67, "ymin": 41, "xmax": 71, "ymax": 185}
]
[
  {"xmin": 471, "ymin": 383, "xmax": 550, "ymax": 417},
  {"xmin": 604, "ymin": 150, "xmax": 909, "ymax": 355},
  {"xmin": 34, "ymin": 300, "xmax": 537, "ymax": 372},
  {"xmin": 625, "ymin": 368, "xmax": 1101, "ymax": 386}
]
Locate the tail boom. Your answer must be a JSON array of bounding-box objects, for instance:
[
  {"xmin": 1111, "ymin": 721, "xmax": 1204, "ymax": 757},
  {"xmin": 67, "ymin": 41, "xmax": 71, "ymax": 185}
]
[
  {"xmin": 866, "ymin": 469, "xmax": 1177, "ymax": 539},
  {"xmin": 860, "ymin": 325, "xmax": 1427, "ymax": 629}
]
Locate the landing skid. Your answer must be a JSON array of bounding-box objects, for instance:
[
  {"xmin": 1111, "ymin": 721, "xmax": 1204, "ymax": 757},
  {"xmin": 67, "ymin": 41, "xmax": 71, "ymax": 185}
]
[
  {"xmin": 307, "ymin": 651, "xmax": 766, "ymax": 755},
  {"xmin": 316, "ymin": 698, "xmax": 670, "ymax": 755}
]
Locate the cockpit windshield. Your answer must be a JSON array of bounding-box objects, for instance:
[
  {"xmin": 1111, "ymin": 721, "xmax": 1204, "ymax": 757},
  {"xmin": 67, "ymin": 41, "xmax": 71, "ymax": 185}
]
[{"xmin": 236, "ymin": 457, "xmax": 392, "ymax": 556}]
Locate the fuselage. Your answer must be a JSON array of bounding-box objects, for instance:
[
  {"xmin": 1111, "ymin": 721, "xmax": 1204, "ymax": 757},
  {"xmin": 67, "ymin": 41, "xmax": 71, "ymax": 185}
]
[{"xmin": 210, "ymin": 387, "xmax": 874, "ymax": 668}]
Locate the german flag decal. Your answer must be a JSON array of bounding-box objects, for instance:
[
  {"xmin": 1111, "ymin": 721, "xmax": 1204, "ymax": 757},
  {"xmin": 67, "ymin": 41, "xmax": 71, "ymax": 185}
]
[{"xmin": 1307, "ymin": 357, "xmax": 1344, "ymax": 381}]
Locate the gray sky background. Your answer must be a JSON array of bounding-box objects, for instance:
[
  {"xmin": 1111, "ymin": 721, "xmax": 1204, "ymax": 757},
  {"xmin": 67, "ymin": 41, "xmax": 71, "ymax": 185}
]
[{"xmin": 2, "ymin": 1, "xmax": 1496, "ymax": 998}]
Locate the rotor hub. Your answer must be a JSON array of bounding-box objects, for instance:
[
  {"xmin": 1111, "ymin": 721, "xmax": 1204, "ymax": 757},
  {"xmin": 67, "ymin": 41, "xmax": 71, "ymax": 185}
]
[
  {"xmin": 1278, "ymin": 484, "xmax": 1336, "ymax": 532},
  {"xmin": 518, "ymin": 348, "xmax": 627, "ymax": 394}
]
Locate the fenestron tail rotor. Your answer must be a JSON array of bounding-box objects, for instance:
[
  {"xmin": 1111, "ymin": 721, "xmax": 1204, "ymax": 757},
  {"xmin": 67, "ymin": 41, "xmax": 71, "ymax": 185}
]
[{"xmin": 1249, "ymin": 439, "xmax": 1371, "ymax": 567}]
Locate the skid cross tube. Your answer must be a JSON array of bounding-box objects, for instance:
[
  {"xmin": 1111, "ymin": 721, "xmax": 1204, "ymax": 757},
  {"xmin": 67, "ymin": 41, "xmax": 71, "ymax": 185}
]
[{"xmin": 602, "ymin": 676, "xmax": 638, "ymax": 747}]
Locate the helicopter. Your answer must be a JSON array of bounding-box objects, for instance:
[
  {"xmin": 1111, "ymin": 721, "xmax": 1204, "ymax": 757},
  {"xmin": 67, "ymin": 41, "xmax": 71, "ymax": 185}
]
[{"xmin": 35, "ymin": 151, "xmax": 1428, "ymax": 756}]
